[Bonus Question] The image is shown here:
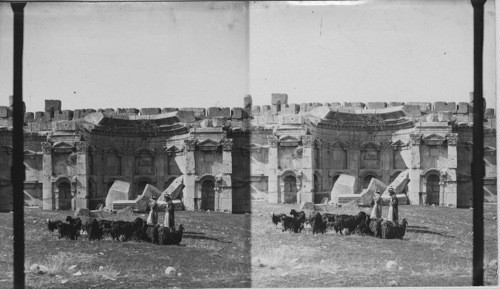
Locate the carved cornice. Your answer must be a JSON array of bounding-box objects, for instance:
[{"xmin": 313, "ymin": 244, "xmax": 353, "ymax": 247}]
[{"xmin": 422, "ymin": 134, "xmax": 446, "ymax": 146}]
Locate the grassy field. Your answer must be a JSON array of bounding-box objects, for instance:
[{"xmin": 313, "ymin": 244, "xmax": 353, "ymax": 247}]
[
  {"xmin": 0, "ymin": 202, "xmax": 497, "ymax": 288},
  {"xmin": 250, "ymin": 201, "xmax": 498, "ymax": 287}
]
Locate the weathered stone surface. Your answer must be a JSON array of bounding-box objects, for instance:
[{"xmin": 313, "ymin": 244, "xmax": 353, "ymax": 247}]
[
  {"xmin": 34, "ymin": 111, "xmax": 45, "ymax": 120},
  {"xmin": 162, "ymin": 107, "xmax": 179, "ymax": 113},
  {"xmin": 402, "ymin": 105, "xmax": 421, "ymax": 118},
  {"xmin": 433, "ymin": 102, "xmax": 456, "ymax": 112},
  {"xmin": 251, "ymin": 106, "xmax": 261, "ymax": 114},
  {"xmin": 299, "ymin": 201, "xmax": 315, "ymax": 210},
  {"xmin": 367, "ymin": 102, "xmax": 387, "ymax": 109},
  {"xmin": 456, "ymin": 102, "xmax": 471, "ymax": 114},
  {"xmin": 160, "ymin": 176, "xmax": 185, "ymax": 200},
  {"xmin": 127, "ymin": 108, "xmax": 139, "ymax": 115},
  {"xmin": 45, "ymin": 100, "xmax": 61, "ymax": 113},
  {"xmin": 179, "ymin": 107, "xmax": 206, "ymax": 118},
  {"xmin": 437, "ymin": 111, "xmax": 452, "ymax": 122},
  {"xmin": 0, "ymin": 106, "xmax": 10, "ymax": 118},
  {"xmin": 271, "ymin": 93, "xmax": 288, "ymax": 105},
  {"xmin": 407, "ymin": 102, "xmax": 431, "ymax": 112},
  {"xmin": 352, "ymin": 102, "xmax": 366, "ymax": 109},
  {"xmin": 24, "ymin": 112, "xmax": 34, "ymax": 122},
  {"xmin": 244, "ymin": 95, "xmax": 252, "ymax": 108},
  {"xmin": 104, "ymin": 108, "xmax": 115, "ymax": 115},
  {"xmin": 175, "ymin": 110, "xmax": 196, "ymax": 123},
  {"xmin": 140, "ymin": 108, "xmax": 161, "ymax": 115},
  {"xmin": 105, "ymin": 180, "xmax": 132, "ymax": 209},
  {"xmin": 360, "ymin": 178, "xmax": 388, "ymax": 206},
  {"xmin": 74, "ymin": 208, "xmax": 90, "ymax": 217},
  {"xmin": 425, "ymin": 114, "xmax": 438, "ymax": 122},
  {"xmin": 382, "ymin": 170, "xmax": 410, "ymax": 199},
  {"xmin": 485, "ymin": 108, "xmax": 495, "ymax": 119},
  {"xmin": 207, "ymin": 107, "xmax": 230, "ymax": 118},
  {"xmin": 231, "ymin": 107, "xmax": 248, "ymax": 119},
  {"xmin": 330, "ymin": 174, "xmax": 358, "ymax": 203},
  {"xmin": 53, "ymin": 120, "xmax": 77, "ymax": 131},
  {"xmin": 388, "ymin": 102, "xmax": 405, "ymax": 107}
]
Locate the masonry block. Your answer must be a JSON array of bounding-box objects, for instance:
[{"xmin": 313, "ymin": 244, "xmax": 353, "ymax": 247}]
[
  {"xmin": 456, "ymin": 102, "xmax": 471, "ymax": 114},
  {"xmin": 402, "ymin": 105, "xmax": 421, "ymax": 118},
  {"xmin": 53, "ymin": 120, "xmax": 76, "ymax": 131},
  {"xmin": 231, "ymin": 107, "xmax": 248, "ymax": 119},
  {"xmin": 437, "ymin": 111, "xmax": 452, "ymax": 122},
  {"xmin": 61, "ymin": 110, "xmax": 74, "ymax": 120},
  {"xmin": 24, "ymin": 112, "xmax": 34, "ymax": 122},
  {"xmin": 44, "ymin": 100, "xmax": 61, "ymax": 113},
  {"xmin": 140, "ymin": 108, "xmax": 161, "ymax": 115},
  {"xmin": 352, "ymin": 102, "xmax": 365, "ymax": 109},
  {"xmin": 300, "ymin": 103, "xmax": 310, "ymax": 112},
  {"xmin": 485, "ymin": 108, "xmax": 495, "ymax": 119},
  {"xmin": 286, "ymin": 103, "xmax": 300, "ymax": 114},
  {"xmin": 244, "ymin": 95, "xmax": 252, "ymax": 109},
  {"xmin": 162, "ymin": 107, "xmax": 179, "ymax": 113},
  {"xmin": 127, "ymin": 108, "xmax": 139, "ymax": 115},
  {"xmin": 271, "ymin": 93, "xmax": 288, "ymax": 105},
  {"xmin": 73, "ymin": 110, "xmax": 82, "ymax": 119},
  {"xmin": 179, "ymin": 108, "xmax": 206, "ymax": 118},
  {"xmin": 388, "ymin": 102, "xmax": 405, "ymax": 107},
  {"xmin": 343, "ymin": 102, "xmax": 353, "ymax": 108},
  {"xmin": 34, "ymin": 111, "xmax": 45, "ymax": 120},
  {"xmin": 407, "ymin": 102, "xmax": 432, "ymax": 112},
  {"xmin": 207, "ymin": 107, "xmax": 231, "ymax": 117},
  {"xmin": 104, "ymin": 108, "xmax": 115, "ymax": 115},
  {"xmin": 367, "ymin": 102, "xmax": 387, "ymax": 109},
  {"xmin": 251, "ymin": 106, "xmax": 261, "ymax": 114},
  {"xmin": 433, "ymin": 101, "xmax": 456, "ymax": 112},
  {"xmin": 261, "ymin": 105, "xmax": 271, "ymax": 112},
  {"xmin": 116, "ymin": 108, "xmax": 127, "ymax": 114},
  {"xmin": 0, "ymin": 106, "xmax": 10, "ymax": 118},
  {"xmin": 97, "ymin": 109, "xmax": 104, "ymax": 113}
]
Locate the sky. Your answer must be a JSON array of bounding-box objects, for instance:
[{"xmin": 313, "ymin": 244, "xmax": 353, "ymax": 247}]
[{"xmin": 0, "ymin": 1, "xmax": 496, "ymax": 112}]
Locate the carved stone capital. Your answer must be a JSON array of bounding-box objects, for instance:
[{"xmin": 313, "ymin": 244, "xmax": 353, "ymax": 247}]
[
  {"xmin": 446, "ymin": 133, "xmax": 458, "ymax": 146},
  {"xmin": 41, "ymin": 142, "xmax": 52, "ymax": 154},
  {"xmin": 184, "ymin": 139, "xmax": 197, "ymax": 151},
  {"xmin": 301, "ymin": 135, "xmax": 313, "ymax": 148},
  {"xmin": 409, "ymin": 134, "xmax": 422, "ymax": 147},
  {"xmin": 221, "ymin": 138, "xmax": 233, "ymax": 151},
  {"xmin": 379, "ymin": 140, "xmax": 393, "ymax": 151},
  {"xmin": 267, "ymin": 135, "xmax": 278, "ymax": 148}
]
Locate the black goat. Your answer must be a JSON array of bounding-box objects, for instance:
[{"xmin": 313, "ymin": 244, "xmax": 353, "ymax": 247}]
[
  {"xmin": 131, "ymin": 217, "xmax": 149, "ymax": 242},
  {"xmin": 393, "ymin": 218, "xmax": 408, "ymax": 239},
  {"xmin": 47, "ymin": 219, "xmax": 63, "ymax": 232},
  {"xmin": 88, "ymin": 219, "xmax": 103, "ymax": 241},
  {"xmin": 172, "ymin": 224, "xmax": 185, "ymax": 245},
  {"xmin": 66, "ymin": 216, "xmax": 83, "ymax": 237},
  {"xmin": 271, "ymin": 213, "xmax": 286, "ymax": 226},
  {"xmin": 98, "ymin": 219, "xmax": 113, "ymax": 239},
  {"xmin": 280, "ymin": 215, "xmax": 303, "ymax": 233},
  {"xmin": 56, "ymin": 222, "xmax": 79, "ymax": 240},
  {"xmin": 110, "ymin": 220, "xmax": 134, "ymax": 241},
  {"xmin": 368, "ymin": 218, "xmax": 384, "ymax": 238},
  {"xmin": 290, "ymin": 209, "xmax": 306, "ymax": 223},
  {"xmin": 381, "ymin": 220, "xmax": 396, "ymax": 239},
  {"xmin": 311, "ymin": 212, "xmax": 327, "ymax": 235},
  {"xmin": 333, "ymin": 211, "xmax": 368, "ymax": 235},
  {"xmin": 146, "ymin": 224, "xmax": 160, "ymax": 244}
]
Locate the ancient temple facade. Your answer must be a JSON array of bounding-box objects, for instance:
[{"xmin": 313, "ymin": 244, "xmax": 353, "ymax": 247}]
[{"xmin": 0, "ymin": 94, "xmax": 496, "ymax": 212}]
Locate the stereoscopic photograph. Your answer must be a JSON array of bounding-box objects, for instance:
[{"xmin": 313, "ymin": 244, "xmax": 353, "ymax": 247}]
[{"xmin": 0, "ymin": 0, "xmax": 497, "ymax": 288}]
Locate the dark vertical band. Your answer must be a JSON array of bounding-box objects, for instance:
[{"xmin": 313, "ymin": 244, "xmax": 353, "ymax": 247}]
[
  {"xmin": 11, "ymin": 2, "xmax": 27, "ymax": 289},
  {"xmin": 470, "ymin": 0, "xmax": 486, "ymax": 286}
]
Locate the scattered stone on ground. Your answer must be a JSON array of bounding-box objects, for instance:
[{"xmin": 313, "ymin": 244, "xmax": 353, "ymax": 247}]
[
  {"xmin": 389, "ymin": 280, "xmax": 398, "ymax": 287},
  {"xmin": 73, "ymin": 271, "xmax": 82, "ymax": 276},
  {"xmin": 280, "ymin": 272, "xmax": 289, "ymax": 277},
  {"xmin": 98, "ymin": 266, "xmax": 104, "ymax": 271},
  {"xmin": 74, "ymin": 208, "xmax": 90, "ymax": 217},
  {"xmin": 343, "ymin": 200, "xmax": 360, "ymax": 212},
  {"xmin": 116, "ymin": 206, "xmax": 134, "ymax": 216},
  {"xmin": 321, "ymin": 197, "xmax": 329, "ymax": 204},
  {"xmin": 299, "ymin": 202, "xmax": 315, "ymax": 211},
  {"xmin": 386, "ymin": 260, "xmax": 397, "ymax": 270},
  {"xmin": 165, "ymin": 267, "xmax": 176, "ymax": 275},
  {"xmin": 61, "ymin": 279, "xmax": 68, "ymax": 284},
  {"xmin": 68, "ymin": 265, "xmax": 77, "ymax": 271}
]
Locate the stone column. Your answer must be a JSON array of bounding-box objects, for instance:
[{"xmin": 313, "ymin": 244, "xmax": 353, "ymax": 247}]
[
  {"xmin": 345, "ymin": 141, "xmax": 361, "ymax": 191},
  {"xmin": 380, "ymin": 141, "xmax": 393, "ymax": 183},
  {"xmin": 407, "ymin": 134, "xmax": 422, "ymax": 204},
  {"xmin": 219, "ymin": 138, "xmax": 233, "ymax": 212},
  {"xmin": 74, "ymin": 141, "xmax": 88, "ymax": 209},
  {"xmin": 41, "ymin": 142, "xmax": 54, "ymax": 210},
  {"xmin": 444, "ymin": 133, "xmax": 458, "ymax": 206},
  {"xmin": 183, "ymin": 139, "xmax": 197, "ymax": 210},
  {"xmin": 267, "ymin": 136, "xmax": 279, "ymax": 204},
  {"xmin": 300, "ymin": 135, "xmax": 314, "ymax": 203}
]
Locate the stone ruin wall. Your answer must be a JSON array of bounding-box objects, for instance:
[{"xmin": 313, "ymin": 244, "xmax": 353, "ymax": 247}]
[{"xmin": 0, "ymin": 94, "xmax": 496, "ymax": 211}]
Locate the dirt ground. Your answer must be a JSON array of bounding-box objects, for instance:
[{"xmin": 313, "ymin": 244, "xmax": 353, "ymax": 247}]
[{"xmin": 0, "ymin": 202, "xmax": 497, "ymax": 288}]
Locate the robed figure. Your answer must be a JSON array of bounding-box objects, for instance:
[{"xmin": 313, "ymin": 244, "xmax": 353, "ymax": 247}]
[
  {"xmin": 164, "ymin": 195, "xmax": 175, "ymax": 230},
  {"xmin": 370, "ymin": 190, "xmax": 382, "ymax": 219},
  {"xmin": 387, "ymin": 188, "xmax": 399, "ymax": 224},
  {"xmin": 147, "ymin": 197, "xmax": 159, "ymax": 225}
]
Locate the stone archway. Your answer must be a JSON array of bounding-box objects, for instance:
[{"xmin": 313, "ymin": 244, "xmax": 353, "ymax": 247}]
[
  {"xmin": 332, "ymin": 175, "xmax": 340, "ymax": 189},
  {"xmin": 283, "ymin": 175, "xmax": 298, "ymax": 204},
  {"xmin": 137, "ymin": 180, "xmax": 151, "ymax": 197},
  {"xmin": 58, "ymin": 181, "xmax": 72, "ymax": 210},
  {"xmin": 426, "ymin": 174, "xmax": 440, "ymax": 205},
  {"xmin": 362, "ymin": 174, "xmax": 377, "ymax": 190},
  {"xmin": 201, "ymin": 179, "xmax": 215, "ymax": 211}
]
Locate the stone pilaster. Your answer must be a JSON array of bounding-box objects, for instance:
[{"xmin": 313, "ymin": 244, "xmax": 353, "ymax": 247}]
[
  {"xmin": 219, "ymin": 138, "xmax": 233, "ymax": 212},
  {"xmin": 380, "ymin": 141, "xmax": 393, "ymax": 183},
  {"xmin": 74, "ymin": 141, "xmax": 88, "ymax": 209},
  {"xmin": 444, "ymin": 133, "xmax": 458, "ymax": 206},
  {"xmin": 267, "ymin": 135, "xmax": 279, "ymax": 204},
  {"xmin": 183, "ymin": 139, "xmax": 197, "ymax": 210},
  {"xmin": 407, "ymin": 134, "xmax": 422, "ymax": 204},
  {"xmin": 345, "ymin": 140, "xmax": 360, "ymax": 170},
  {"xmin": 299, "ymin": 135, "xmax": 314, "ymax": 203},
  {"xmin": 41, "ymin": 142, "xmax": 54, "ymax": 210}
]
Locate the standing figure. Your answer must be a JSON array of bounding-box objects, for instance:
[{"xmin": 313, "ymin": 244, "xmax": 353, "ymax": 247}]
[
  {"xmin": 164, "ymin": 195, "xmax": 175, "ymax": 230},
  {"xmin": 147, "ymin": 196, "xmax": 158, "ymax": 225},
  {"xmin": 370, "ymin": 190, "xmax": 382, "ymax": 219},
  {"xmin": 387, "ymin": 188, "xmax": 399, "ymax": 224}
]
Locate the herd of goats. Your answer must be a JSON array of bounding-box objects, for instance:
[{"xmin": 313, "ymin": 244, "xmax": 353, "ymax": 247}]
[
  {"xmin": 46, "ymin": 216, "xmax": 184, "ymax": 245},
  {"xmin": 272, "ymin": 209, "xmax": 408, "ymax": 239}
]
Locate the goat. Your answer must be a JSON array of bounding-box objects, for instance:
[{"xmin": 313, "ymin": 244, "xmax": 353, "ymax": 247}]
[
  {"xmin": 280, "ymin": 215, "xmax": 303, "ymax": 233},
  {"xmin": 271, "ymin": 213, "xmax": 286, "ymax": 227},
  {"xmin": 110, "ymin": 220, "xmax": 134, "ymax": 242},
  {"xmin": 47, "ymin": 219, "xmax": 63, "ymax": 232},
  {"xmin": 56, "ymin": 222, "xmax": 79, "ymax": 240},
  {"xmin": 393, "ymin": 218, "xmax": 408, "ymax": 239},
  {"xmin": 65, "ymin": 216, "xmax": 83, "ymax": 237},
  {"xmin": 333, "ymin": 211, "xmax": 367, "ymax": 235},
  {"xmin": 98, "ymin": 219, "xmax": 113, "ymax": 239},
  {"xmin": 311, "ymin": 212, "xmax": 327, "ymax": 235},
  {"xmin": 131, "ymin": 217, "xmax": 148, "ymax": 242},
  {"xmin": 381, "ymin": 220, "xmax": 397, "ymax": 239},
  {"xmin": 368, "ymin": 218, "xmax": 384, "ymax": 238},
  {"xmin": 145, "ymin": 224, "xmax": 160, "ymax": 244},
  {"xmin": 172, "ymin": 224, "xmax": 185, "ymax": 245},
  {"xmin": 88, "ymin": 219, "xmax": 103, "ymax": 241}
]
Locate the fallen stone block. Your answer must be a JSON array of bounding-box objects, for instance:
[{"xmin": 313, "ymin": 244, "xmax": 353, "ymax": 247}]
[
  {"xmin": 330, "ymin": 174, "xmax": 358, "ymax": 203},
  {"xmin": 299, "ymin": 201, "xmax": 315, "ymax": 211},
  {"xmin": 160, "ymin": 176, "xmax": 184, "ymax": 200},
  {"xmin": 105, "ymin": 180, "xmax": 132, "ymax": 209},
  {"xmin": 74, "ymin": 208, "xmax": 90, "ymax": 217},
  {"xmin": 382, "ymin": 170, "xmax": 410, "ymax": 198}
]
